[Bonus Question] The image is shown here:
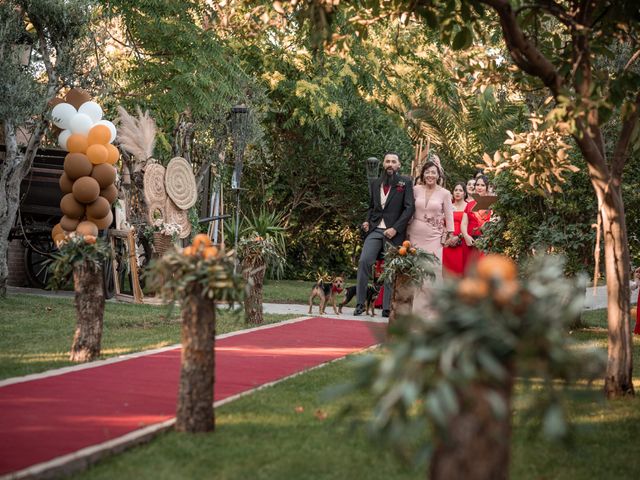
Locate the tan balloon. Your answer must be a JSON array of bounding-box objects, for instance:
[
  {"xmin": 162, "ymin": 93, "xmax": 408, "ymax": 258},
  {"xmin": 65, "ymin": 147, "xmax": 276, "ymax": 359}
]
[
  {"xmin": 76, "ymin": 220, "xmax": 99, "ymax": 237},
  {"xmin": 91, "ymin": 164, "xmax": 116, "ymax": 189},
  {"xmin": 60, "ymin": 193, "xmax": 86, "ymax": 219},
  {"xmin": 60, "ymin": 215, "xmax": 80, "ymax": 232},
  {"xmin": 88, "ymin": 210, "xmax": 113, "ymax": 230},
  {"xmin": 87, "ymin": 144, "xmax": 109, "ymax": 165},
  {"xmin": 64, "ymin": 153, "xmax": 92, "ymax": 180},
  {"xmin": 86, "ymin": 196, "xmax": 110, "ymax": 219},
  {"xmin": 100, "ymin": 184, "xmax": 118, "ymax": 204},
  {"xmin": 51, "ymin": 223, "xmax": 64, "ymax": 241},
  {"xmin": 59, "ymin": 173, "xmax": 73, "ymax": 194}
]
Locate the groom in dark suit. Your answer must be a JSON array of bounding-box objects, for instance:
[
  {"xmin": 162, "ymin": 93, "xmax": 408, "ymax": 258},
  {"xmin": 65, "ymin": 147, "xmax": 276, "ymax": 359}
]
[{"xmin": 354, "ymin": 152, "xmax": 415, "ymax": 317}]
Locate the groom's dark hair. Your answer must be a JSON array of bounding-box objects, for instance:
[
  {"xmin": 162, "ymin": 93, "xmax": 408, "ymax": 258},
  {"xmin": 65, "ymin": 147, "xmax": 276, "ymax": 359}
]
[{"xmin": 383, "ymin": 151, "xmax": 400, "ymax": 162}]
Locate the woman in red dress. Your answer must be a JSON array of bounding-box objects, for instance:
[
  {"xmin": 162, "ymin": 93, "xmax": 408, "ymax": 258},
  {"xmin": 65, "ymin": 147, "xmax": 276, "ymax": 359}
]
[
  {"xmin": 443, "ymin": 182, "xmax": 472, "ymax": 277},
  {"xmin": 465, "ymin": 175, "xmax": 492, "ymax": 270},
  {"xmin": 633, "ymin": 267, "xmax": 640, "ymax": 335}
]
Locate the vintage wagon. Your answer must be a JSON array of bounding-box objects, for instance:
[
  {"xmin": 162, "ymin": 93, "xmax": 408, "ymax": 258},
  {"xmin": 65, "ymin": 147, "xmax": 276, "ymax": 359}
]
[{"xmin": 2, "ymin": 145, "xmax": 114, "ymax": 296}]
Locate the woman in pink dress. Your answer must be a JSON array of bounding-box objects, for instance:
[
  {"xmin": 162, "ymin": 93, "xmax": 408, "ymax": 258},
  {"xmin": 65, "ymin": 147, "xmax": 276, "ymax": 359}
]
[
  {"xmin": 633, "ymin": 267, "xmax": 640, "ymax": 335},
  {"xmin": 406, "ymin": 161, "xmax": 455, "ymax": 316},
  {"xmin": 465, "ymin": 175, "xmax": 492, "ymax": 269},
  {"xmin": 443, "ymin": 182, "xmax": 473, "ymax": 277}
]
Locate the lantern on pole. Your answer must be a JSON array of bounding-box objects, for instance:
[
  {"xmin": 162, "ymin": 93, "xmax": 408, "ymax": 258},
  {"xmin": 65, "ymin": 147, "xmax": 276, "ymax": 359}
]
[
  {"xmin": 365, "ymin": 156, "xmax": 380, "ymax": 194},
  {"xmin": 230, "ymin": 104, "xmax": 249, "ymax": 265}
]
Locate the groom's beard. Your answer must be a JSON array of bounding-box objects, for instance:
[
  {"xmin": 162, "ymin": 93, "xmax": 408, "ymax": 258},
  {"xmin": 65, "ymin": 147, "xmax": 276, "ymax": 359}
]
[{"xmin": 380, "ymin": 170, "xmax": 398, "ymax": 186}]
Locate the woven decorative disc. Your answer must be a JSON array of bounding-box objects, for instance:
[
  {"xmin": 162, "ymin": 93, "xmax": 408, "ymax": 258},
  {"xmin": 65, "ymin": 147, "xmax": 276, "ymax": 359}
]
[
  {"xmin": 165, "ymin": 157, "xmax": 197, "ymax": 210},
  {"xmin": 164, "ymin": 197, "xmax": 191, "ymax": 239},
  {"xmin": 143, "ymin": 163, "xmax": 167, "ymax": 205},
  {"xmin": 147, "ymin": 200, "xmax": 165, "ymax": 225}
]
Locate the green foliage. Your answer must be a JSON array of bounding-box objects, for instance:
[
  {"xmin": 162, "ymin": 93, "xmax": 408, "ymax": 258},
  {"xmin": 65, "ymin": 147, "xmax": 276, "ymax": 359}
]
[
  {"xmin": 148, "ymin": 249, "xmax": 242, "ymax": 305},
  {"xmin": 0, "ymin": 0, "xmax": 93, "ymax": 124},
  {"xmin": 380, "ymin": 245, "xmax": 438, "ymax": 285},
  {"xmin": 342, "ymin": 255, "xmax": 604, "ymax": 462},
  {"xmin": 48, "ymin": 236, "xmax": 112, "ymax": 290},
  {"xmin": 476, "ymin": 169, "xmax": 597, "ymax": 276}
]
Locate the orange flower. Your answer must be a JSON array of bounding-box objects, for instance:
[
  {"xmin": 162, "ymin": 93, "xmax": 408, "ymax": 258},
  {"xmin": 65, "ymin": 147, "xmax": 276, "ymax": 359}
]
[
  {"xmin": 398, "ymin": 247, "xmax": 407, "ymax": 256},
  {"xmin": 476, "ymin": 254, "xmax": 518, "ymax": 282},
  {"xmin": 402, "ymin": 240, "xmax": 411, "ymax": 248},
  {"xmin": 192, "ymin": 233, "xmax": 212, "ymax": 250}
]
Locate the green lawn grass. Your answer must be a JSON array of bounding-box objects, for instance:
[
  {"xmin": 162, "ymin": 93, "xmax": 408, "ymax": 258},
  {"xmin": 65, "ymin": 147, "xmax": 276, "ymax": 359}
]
[
  {"xmin": 4, "ymin": 297, "xmax": 640, "ymax": 479},
  {"xmin": 0, "ymin": 294, "xmax": 296, "ymax": 380},
  {"xmin": 262, "ymin": 279, "xmax": 358, "ymax": 305},
  {"xmin": 71, "ymin": 308, "xmax": 640, "ymax": 480}
]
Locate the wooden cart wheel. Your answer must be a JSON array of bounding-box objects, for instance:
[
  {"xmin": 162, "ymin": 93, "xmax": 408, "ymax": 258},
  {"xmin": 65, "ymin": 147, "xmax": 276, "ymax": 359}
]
[{"xmin": 23, "ymin": 235, "xmax": 55, "ymax": 289}]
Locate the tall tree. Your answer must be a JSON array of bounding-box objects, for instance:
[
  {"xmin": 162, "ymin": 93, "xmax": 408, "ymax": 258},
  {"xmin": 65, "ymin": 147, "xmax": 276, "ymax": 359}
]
[
  {"xmin": 289, "ymin": 0, "xmax": 640, "ymax": 398},
  {"xmin": 0, "ymin": 0, "xmax": 93, "ymax": 296}
]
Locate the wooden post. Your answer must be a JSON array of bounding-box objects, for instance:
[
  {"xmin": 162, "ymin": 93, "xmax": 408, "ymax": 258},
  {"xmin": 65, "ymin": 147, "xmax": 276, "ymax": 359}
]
[{"xmin": 70, "ymin": 260, "xmax": 105, "ymax": 362}]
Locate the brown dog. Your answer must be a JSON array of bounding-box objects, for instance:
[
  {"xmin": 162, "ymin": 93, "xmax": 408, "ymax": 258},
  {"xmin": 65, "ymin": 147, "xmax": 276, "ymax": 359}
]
[{"xmin": 308, "ymin": 276, "xmax": 345, "ymax": 315}]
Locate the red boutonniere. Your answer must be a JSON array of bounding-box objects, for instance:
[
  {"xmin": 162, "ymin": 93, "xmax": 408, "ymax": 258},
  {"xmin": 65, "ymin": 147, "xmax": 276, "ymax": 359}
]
[{"xmin": 396, "ymin": 180, "xmax": 406, "ymax": 193}]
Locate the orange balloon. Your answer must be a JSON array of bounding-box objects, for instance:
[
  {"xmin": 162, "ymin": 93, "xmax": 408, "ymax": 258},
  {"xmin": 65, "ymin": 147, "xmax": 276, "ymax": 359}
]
[
  {"xmin": 87, "ymin": 144, "xmax": 109, "ymax": 165},
  {"xmin": 87, "ymin": 125, "xmax": 111, "ymax": 145},
  {"xmin": 67, "ymin": 134, "xmax": 88, "ymax": 153},
  {"xmin": 106, "ymin": 143, "xmax": 119, "ymax": 164}
]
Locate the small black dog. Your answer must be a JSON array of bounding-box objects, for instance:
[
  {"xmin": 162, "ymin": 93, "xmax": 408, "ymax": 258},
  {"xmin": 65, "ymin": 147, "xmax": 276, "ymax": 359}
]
[{"xmin": 338, "ymin": 283, "xmax": 382, "ymax": 316}]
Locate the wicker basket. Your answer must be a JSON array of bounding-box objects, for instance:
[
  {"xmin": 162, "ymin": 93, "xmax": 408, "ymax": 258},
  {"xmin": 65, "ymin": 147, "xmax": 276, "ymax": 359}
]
[{"xmin": 153, "ymin": 232, "xmax": 174, "ymax": 258}]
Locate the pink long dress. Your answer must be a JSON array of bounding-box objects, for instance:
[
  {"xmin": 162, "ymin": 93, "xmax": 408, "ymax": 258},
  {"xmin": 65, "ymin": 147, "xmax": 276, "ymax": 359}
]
[{"xmin": 406, "ymin": 185, "xmax": 454, "ymax": 317}]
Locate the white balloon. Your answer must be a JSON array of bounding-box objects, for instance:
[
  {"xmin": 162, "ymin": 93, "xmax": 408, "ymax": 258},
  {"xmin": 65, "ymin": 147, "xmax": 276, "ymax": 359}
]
[
  {"xmin": 95, "ymin": 120, "xmax": 117, "ymax": 143},
  {"xmin": 51, "ymin": 103, "xmax": 77, "ymax": 130},
  {"xmin": 58, "ymin": 129, "xmax": 72, "ymax": 150},
  {"xmin": 69, "ymin": 113, "xmax": 94, "ymax": 135},
  {"xmin": 78, "ymin": 101, "xmax": 103, "ymax": 123}
]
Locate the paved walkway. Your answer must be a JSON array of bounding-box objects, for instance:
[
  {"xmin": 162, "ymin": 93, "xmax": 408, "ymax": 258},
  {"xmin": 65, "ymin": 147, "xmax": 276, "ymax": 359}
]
[{"xmin": 8, "ymin": 285, "xmax": 634, "ymax": 313}]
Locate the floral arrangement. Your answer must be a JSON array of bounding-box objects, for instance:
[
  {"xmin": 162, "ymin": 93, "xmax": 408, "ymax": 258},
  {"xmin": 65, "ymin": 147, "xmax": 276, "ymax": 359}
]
[
  {"xmin": 145, "ymin": 220, "xmax": 182, "ymax": 241},
  {"xmin": 148, "ymin": 234, "xmax": 241, "ymax": 304},
  {"xmin": 236, "ymin": 234, "xmax": 286, "ymax": 270},
  {"xmin": 342, "ymin": 254, "xmax": 604, "ymax": 470},
  {"xmin": 380, "ymin": 240, "xmax": 438, "ymax": 285},
  {"xmin": 48, "ymin": 233, "xmax": 112, "ymax": 290}
]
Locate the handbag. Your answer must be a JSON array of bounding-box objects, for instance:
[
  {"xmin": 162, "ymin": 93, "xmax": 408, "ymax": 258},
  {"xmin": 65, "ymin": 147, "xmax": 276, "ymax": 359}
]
[{"xmin": 440, "ymin": 231, "xmax": 448, "ymax": 245}]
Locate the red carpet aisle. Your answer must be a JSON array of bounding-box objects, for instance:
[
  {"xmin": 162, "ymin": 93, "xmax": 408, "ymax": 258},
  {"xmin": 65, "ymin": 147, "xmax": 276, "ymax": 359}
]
[{"xmin": 0, "ymin": 317, "xmax": 383, "ymax": 476}]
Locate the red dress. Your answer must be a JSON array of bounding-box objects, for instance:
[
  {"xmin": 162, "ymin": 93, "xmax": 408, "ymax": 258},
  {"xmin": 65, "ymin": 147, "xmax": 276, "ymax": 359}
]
[
  {"xmin": 442, "ymin": 210, "xmax": 467, "ymax": 276},
  {"xmin": 465, "ymin": 200, "xmax": 492, "ymax": 270}
]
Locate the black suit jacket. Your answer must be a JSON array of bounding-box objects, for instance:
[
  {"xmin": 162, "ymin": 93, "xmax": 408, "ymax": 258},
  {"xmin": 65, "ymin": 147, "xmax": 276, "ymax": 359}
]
[{"xmin": 366, "ymin": 175, "xmax": 415, "ymax": 246}]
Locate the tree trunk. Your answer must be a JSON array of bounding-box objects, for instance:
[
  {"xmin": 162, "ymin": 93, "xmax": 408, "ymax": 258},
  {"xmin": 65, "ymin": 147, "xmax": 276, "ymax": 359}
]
[
  {"xmin": 70, "ymin": 261, "xmax": 105, "ymax": 362},
  {"xmin": 600, "ymin": 186, "xmax": 634, "ymax": 398},
  {"xmin": 389, "ymin": 273, "xmax": 414, "ymax": 329},
  {"xmin": 430, "ymin": 377, "xmax": 514, "ymax": 480},
  {"xmin": 242, "ymin": 256, "xmax": 266, "ymax": 325},
  {"xmin": 175, "ymin": 286, "xmax": 216, "ymax": 433},
  {"xmin": 0, "ymin": 163, "xmax": 22, "ymax": 298},
  {"xmin": 0, "ymin": 122, "xmax": 31, "ymax": 297}
]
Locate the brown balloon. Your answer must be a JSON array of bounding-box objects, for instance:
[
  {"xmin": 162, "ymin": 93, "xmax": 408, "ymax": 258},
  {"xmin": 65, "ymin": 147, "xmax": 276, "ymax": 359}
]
[
  {"xmin": 48, "ymin": 97, "xmax": 64, "ymax": 108},
  {"xmin": 86, "ymin": 196, "xmax": 110, "ymax": 219},
  {"xmin": 91, "ymin": 164, "xmax": 116, "ymax": 189},
  {"xmin": 64, "ymin": 88, "xmax": 91, "ymax": 110},
  {"xmin": 88, "ymin": 210, "xmax": 113, "ymax": 230},
  {"xmin": 59, "ymin": 173, "xmax": 73, "ymax": 194},
  {"xmin": 76, "ymin": 220, "xmax": 99, "ymax": 237},
  {"xmin": 64, "ymin": 153, "xmax": 92, "ymax": 180},
  {"xmin": 100, "ymin": 184, "xmax": 118, "ymax": 204},
  {"xmin": 72, "ymin": 176, "xmax": 100, "ymax": 204},
  {"xmin": 60, "ymin": 193, "xmax": 86, "ymax": 219},
  {"xmin": 60, "ymin": 215, "xmax": 80, "ymax": 232}
]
